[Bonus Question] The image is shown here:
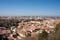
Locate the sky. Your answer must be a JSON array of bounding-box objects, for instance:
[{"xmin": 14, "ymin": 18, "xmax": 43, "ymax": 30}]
[{"xmin": 0, "ymin": 0, "xmax": 60, "ymax": 16}]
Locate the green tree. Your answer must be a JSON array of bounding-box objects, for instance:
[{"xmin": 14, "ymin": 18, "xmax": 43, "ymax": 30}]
[
  {"xmin": 55, "ymin": 23, "xmax": 60, "ymax": 40},
  {"xmin": 38, "ymin": 30, "xmax": 48, "ymax": 40}
]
